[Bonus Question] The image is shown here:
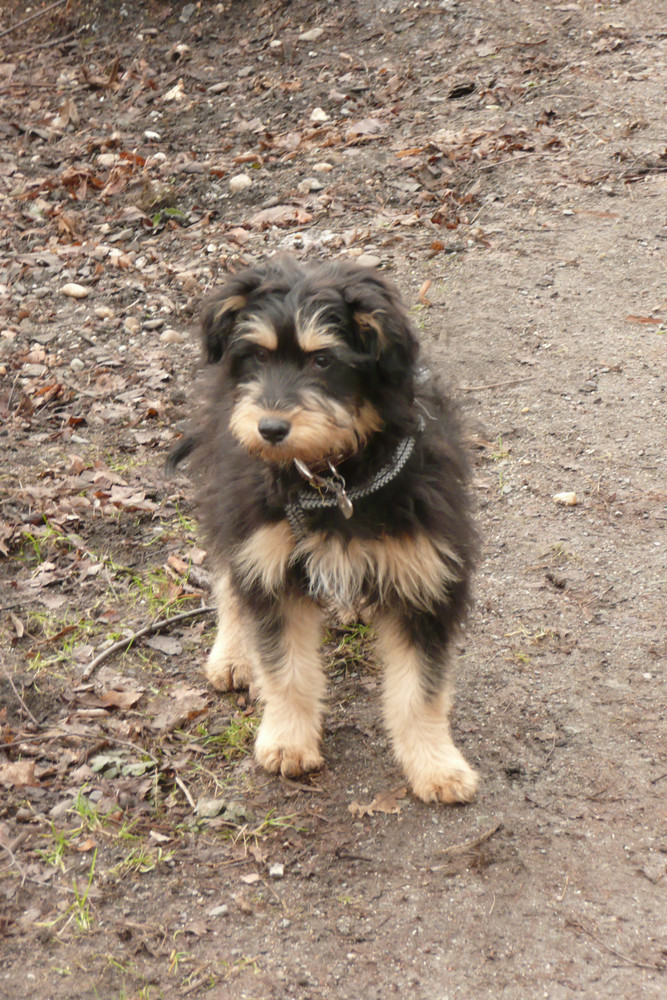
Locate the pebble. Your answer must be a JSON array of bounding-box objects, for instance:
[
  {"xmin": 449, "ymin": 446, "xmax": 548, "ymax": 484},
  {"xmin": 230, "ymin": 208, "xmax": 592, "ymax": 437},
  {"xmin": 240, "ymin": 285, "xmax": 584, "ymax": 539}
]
[
  {"xmin": 62, "ymin": 282, "xmax": 90, "ymax": 299},
  {"xmin": 96, "ymin": 153, "xmax": 118, "ymax": 168},
  {"xmin": 229, "ymin": 173, "xmax": 252, "ymax": 193},
  {"xmin": 310, "ymin": 107, "xmax": 330, "ymax": 124},
  {"xmin": 355, "ymin": 253, "xmax": 382, "ymax": 268},
  {"xmin": 553, "ymin": 492, "xmax": 578, "ymax": 506},
  {"xmin": 207, "ymin": 904, "xmax": 229, "ymax": 918},
  {"xmin": 269, "ymin": 863, "xmax": 284, "ymax": 879},
  {"xmin": 297, "ymin": 177, "xmax": 324, "ymax": 194},
  {"xmin": 160, "ymin": 328, "xmax": 185, "ymax": 344},
  {"xmin": 298, "ymin": 28, "xmax": 325, "ymax": 42},
  {"xmin": 94, "ymin": 306, "xmax": 114, "ymax": 319},
  {"xmin": 313, "ymin": 161, "xmax": 334, "ymax": 172},
  {"xmin": 70, "ymin": 358, "xmax": 85, "ymax": 372},
  {"xmin": 123, "ymin": 317, "xmax": 141, "ymax": 334}
]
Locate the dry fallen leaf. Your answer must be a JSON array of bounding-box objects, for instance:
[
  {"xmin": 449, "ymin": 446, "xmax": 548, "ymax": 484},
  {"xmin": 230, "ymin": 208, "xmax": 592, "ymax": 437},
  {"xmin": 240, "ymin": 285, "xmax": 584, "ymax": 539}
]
[
  {"xmin": 0, "ymin": 760, "xmax": 39, "ymax": 788},
  {"xmin": 418, "ymin": 279, "xmax": 433, "ymax": 306},
  {"xmin": 348, "ymin": 786, "xmax": 407, "ymax": 817}
]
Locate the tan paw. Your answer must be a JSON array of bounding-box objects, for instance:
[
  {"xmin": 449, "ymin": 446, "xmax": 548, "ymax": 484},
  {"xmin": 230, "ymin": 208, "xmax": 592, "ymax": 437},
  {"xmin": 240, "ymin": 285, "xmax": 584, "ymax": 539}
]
[
  {"xmin": 255, "ymin": 739, "xmax": 323, "ymax": 779},
  {"xmin": 410, "ymin": 761, "xmax": 479, "ymax": 804},
  {"xmin": 205, "ymin": 654, "xmax": 254, "ymax": 692}
]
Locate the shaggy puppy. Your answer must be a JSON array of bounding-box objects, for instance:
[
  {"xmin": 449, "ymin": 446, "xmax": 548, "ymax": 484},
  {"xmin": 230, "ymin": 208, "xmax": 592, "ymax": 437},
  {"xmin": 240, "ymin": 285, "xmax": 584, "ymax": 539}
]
[{"xmin": 171, "ymin": 257, "xmax": 478, "ymax": 803}]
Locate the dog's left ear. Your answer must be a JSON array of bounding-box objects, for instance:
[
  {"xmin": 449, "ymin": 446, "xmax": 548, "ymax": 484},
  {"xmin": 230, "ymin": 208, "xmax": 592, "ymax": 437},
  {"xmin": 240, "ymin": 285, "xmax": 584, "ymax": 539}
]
[
  {"xmin": 342, "ymin": 268, "xmax": 419, "ymax": 382},
  {"xmin": 201, "ymin": 268, "xmax": 267, "ymax": 364}
]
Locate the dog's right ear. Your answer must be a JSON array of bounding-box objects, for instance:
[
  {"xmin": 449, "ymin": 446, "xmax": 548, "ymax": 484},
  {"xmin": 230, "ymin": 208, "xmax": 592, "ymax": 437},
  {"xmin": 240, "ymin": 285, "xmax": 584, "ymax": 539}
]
[{"xmin": 201, "ymin": 268, "xmax": 266, "ymax": 364}]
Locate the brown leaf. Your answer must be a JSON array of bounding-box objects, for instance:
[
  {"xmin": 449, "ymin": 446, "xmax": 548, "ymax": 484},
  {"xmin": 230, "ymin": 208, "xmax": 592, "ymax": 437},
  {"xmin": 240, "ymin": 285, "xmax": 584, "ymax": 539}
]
[
  {"xmin": 99, "ymin": 688, "xmax": 144, "ymax": 709},
  {"xmin": 0, "ymin": 760, "xmax": 39, "ymax": 788},
  {"xmin": 348, "ymin": 786, "xmax": 407, "ymax": 817},
  {"xmin": 249, "ymin": 205, "xmax": 313, "ymax": 230}
]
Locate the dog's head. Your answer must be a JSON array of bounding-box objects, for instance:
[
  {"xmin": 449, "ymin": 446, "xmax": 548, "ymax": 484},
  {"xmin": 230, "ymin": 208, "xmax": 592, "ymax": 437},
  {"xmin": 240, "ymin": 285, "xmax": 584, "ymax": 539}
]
[{"xmin": 201, "ymin": 257, "xmax": 420, "ymax": 467}]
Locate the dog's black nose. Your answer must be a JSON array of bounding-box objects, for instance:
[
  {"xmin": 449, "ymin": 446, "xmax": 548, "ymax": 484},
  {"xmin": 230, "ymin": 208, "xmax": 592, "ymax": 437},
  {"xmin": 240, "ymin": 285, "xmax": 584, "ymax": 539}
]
[{"xmin": 258, "ymin": 417, "xmax": 291, "ymax": 444}]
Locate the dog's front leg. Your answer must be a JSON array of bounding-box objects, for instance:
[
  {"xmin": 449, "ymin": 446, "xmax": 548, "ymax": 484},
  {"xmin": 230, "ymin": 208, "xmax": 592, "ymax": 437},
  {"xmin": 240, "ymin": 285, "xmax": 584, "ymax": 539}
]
[
  {"xmin": 252, "ymin": 595, "xmax": 326, "ymax": 779},
  {"xmin": 375, "ymin": 609, "xmax": 478, "ymax": 804},
  {"xmin": 205, "ymin": 569, "xmax": 257, "ymax": 692}
]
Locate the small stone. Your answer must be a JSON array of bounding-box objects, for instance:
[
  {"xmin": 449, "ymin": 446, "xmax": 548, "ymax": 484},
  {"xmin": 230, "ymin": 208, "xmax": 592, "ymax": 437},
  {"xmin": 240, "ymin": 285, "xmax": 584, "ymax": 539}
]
[
  {"xmin": 298, "ymin": 28, "xmax": 325, "ymax": 42},
  {"xmin": 269, "ymin": 863, "xmax": 284, "ymax": 879},
  {"xmin": 70, "ymin": 358, "xmax": 85, "ymax": 372},
  {"xmin": 62, "ymin": 282, "xmax": 90, "ymax": 299},
  {"xmin": 297, "ymin": 177, "xmax": 324, "ymax": 194},
  {"xmin": 96, "ymin": 153, "xmax": 118, "ymax": 168},
  {"xmin": 123, "ymin": 317, "xmax": 141, "ymax": 334},
  {"xmin": 355, "ymin": 253, "xmax": 381, "ymax": 269},
  {"xmin": 310, "ymin": 107, "xmax": 330, "ymax": 124},
  {"xmin": 160, "ymin": 328, "xmax": 185, "ymax": 344},
  {"xmin": 207, "ymin": 904, "xmax": 229, "ymax": 918},
  {"xmin": 180, "ymin": 3, "xmax": 196, "ymax": 23},
  {"xmin": 207, "ymin": 81, "xmax": 229, "ymax": 94},
  {"xmin": 313, "ymin": 161, "xmax": 334, "ymax": 172},
  {"xmin": 94, "ymin": 306, "xmax": 114, "ymax": 319},
  {"xmin": 553, "ymin": 492, "xmax": 578, "ymax": 506},
  {"xmin": 229, "ymin": 173, "xmax": 252, "ymax": 193}
]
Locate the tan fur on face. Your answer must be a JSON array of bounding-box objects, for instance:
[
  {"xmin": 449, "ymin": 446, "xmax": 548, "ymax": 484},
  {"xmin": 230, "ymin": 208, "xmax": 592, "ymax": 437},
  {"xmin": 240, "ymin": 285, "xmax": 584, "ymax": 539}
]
[
  {"xmin": 375, "ymin": 612, "xmax": 478, "ymax": 803},
  {"xmin": 212, "ymin": 294, "xmax": 247, "ymax": 325},
  {"xmin": 233, "ymin": 316, "xmax": 278, "ymax": 351},
  {"xmin": 233, "ymin": 520, "xmax": 461, "ymax": 612},
  {"xmin": 228, "ymin": 385, "xmax": 382, "ymax": 466},
  {"xmin": 295, "ymin": 309, "xmax": 345, "ymax": 353}
]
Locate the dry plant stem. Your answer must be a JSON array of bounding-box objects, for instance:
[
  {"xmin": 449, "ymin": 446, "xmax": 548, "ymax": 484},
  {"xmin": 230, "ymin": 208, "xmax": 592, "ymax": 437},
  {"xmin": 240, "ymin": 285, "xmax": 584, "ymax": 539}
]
[
  {"xmin": 461, "ymin": 376, "xmax": 537, "ymax": 392},
  {"xmin": 1, "ymin": 664, "xmax": 40, "ymax": 728},
  {"xmin": 0, "ymin": 0, "xmax": 70, "ymax": 40},
  {"xmin": 567, "ymin": 919, "xmax": 666, "ymax": 973},
  {"xmin": 436, "ymin": 820, "xmax": 503, "ymax": 856},
  {"xmin": 80, "ymin": 606, "xmax": 216, "ymax": 681},
  {"xmin": 16, "ymin": 31, "xmax": 79, "ymax": 55}
]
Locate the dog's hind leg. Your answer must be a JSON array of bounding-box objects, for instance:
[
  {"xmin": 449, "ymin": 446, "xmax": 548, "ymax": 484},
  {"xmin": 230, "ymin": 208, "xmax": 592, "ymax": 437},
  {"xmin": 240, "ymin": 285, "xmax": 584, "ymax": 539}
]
[
  {"xmin": 252, "ymin": 595, "xmax": 326, "ymax": 779},
  {"xmin": 375, "ymin": 609, "xmax": 478, "ymax": 804},
  {"xmin": 205, "ymin": 569, "xmax": 257, "ymax": 691}
]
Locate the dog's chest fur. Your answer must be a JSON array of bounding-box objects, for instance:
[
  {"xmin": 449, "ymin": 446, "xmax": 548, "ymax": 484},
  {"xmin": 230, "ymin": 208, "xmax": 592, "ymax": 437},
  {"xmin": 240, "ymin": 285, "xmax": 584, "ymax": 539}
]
[{"xmin": 232, "ymin": 518, "xmax": 461, "ymax": 613}]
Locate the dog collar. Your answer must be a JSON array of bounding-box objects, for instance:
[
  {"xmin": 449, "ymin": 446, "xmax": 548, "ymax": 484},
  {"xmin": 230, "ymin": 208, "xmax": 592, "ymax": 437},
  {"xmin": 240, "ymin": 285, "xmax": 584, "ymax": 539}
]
[{"xmin": 285, "ymin": 431, "xmax": 418, "ymax": 539}]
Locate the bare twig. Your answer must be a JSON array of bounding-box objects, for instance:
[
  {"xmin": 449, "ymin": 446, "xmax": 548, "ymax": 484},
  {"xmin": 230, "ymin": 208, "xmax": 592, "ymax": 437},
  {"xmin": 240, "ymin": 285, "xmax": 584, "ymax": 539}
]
[
  {"xmin": 1, "ymin": 664, "xmax": 40, "ymax": 728},
  {"xmin": 80, "ymin": 606, "xmax": 215, "ymax": 681},
  {"xmin": 0, "ymin": 0, "xmax": 70, "ymax": 40},
  {"xmin": 436, "ymin": 820, "xmax": 503, "ymax": 856},
  {"xmin": 567, "ymin": 918, "xmax": 666, "ymax": 973},
  {"xmin": 461, "ymin": 376, "xmax": 537, "ymax": 393},
  {"xmin": 14, "ymin": 30, "xmax": 78, "ymax": 55},
  {"xmin": 174, "ymin": 774, "xmax": 196, "ymax": 810}
]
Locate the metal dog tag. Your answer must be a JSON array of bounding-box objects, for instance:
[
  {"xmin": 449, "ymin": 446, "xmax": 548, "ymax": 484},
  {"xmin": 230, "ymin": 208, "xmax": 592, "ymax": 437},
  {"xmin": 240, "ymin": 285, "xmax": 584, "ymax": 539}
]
[{"xmin": 336, "ymin": 490, "xmax": 354, "ymax": 519}]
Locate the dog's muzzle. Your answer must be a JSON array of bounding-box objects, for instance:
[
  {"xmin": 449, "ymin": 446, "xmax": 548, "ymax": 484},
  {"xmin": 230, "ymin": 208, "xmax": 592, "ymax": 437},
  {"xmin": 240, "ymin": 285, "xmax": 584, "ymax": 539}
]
[{"xmin": 258, "ymin": 417, "xmax": 291, "ymax": 444}]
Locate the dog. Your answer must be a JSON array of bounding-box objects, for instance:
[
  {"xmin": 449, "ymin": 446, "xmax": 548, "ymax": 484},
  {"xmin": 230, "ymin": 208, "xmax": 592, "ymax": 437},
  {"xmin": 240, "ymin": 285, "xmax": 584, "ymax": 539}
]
[{"xmin": 170, "ymin": 256, "xmax": 478, "ymax": 803}]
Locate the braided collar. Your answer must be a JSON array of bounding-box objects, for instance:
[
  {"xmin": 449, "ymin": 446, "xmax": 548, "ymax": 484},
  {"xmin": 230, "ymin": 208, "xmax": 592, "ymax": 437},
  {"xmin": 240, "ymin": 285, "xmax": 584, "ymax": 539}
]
[{"xmin": 284, "ymin": 429, "xmax": 419, "ymax": 540}]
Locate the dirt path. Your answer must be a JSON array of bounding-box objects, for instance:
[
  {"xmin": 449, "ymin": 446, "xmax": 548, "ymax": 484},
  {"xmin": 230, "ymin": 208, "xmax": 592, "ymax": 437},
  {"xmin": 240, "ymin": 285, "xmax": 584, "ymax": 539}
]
[{"xmin": 1, "ymin": 2, "xmax": 665, "ymax": 998}]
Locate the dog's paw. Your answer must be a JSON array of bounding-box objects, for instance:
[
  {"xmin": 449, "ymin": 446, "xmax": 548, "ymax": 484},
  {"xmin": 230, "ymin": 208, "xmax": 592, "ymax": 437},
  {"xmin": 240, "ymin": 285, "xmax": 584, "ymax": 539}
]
[
  {"xmin": 410, "ymin": 760, "xmax": 479, "ymax": 805},
  {"xmin": 205, "ymin": 654, "xmax": 254, "ymax": 692},
  {"xmin": 255, "ymin": 735, "xmax": 323, "ymax": 779}
]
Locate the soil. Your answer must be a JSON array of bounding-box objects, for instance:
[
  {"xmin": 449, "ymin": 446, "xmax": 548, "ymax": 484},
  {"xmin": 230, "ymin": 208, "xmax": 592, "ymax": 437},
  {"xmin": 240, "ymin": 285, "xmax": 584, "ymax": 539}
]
[{"xmin": 0, "ymin": 1, "xmax": 665, "ymax": 998}]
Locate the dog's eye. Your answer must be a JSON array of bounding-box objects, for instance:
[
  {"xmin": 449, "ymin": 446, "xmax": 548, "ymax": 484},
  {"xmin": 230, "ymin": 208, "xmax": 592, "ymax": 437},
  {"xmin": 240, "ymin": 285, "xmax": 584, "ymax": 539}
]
[
  {"xmin": 253, "ymin": 346, "xmax": 270, "ymax": 364},
  {"xmin": 310, "ymin": 354, "xmax": 331, "ymax": 370}
]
